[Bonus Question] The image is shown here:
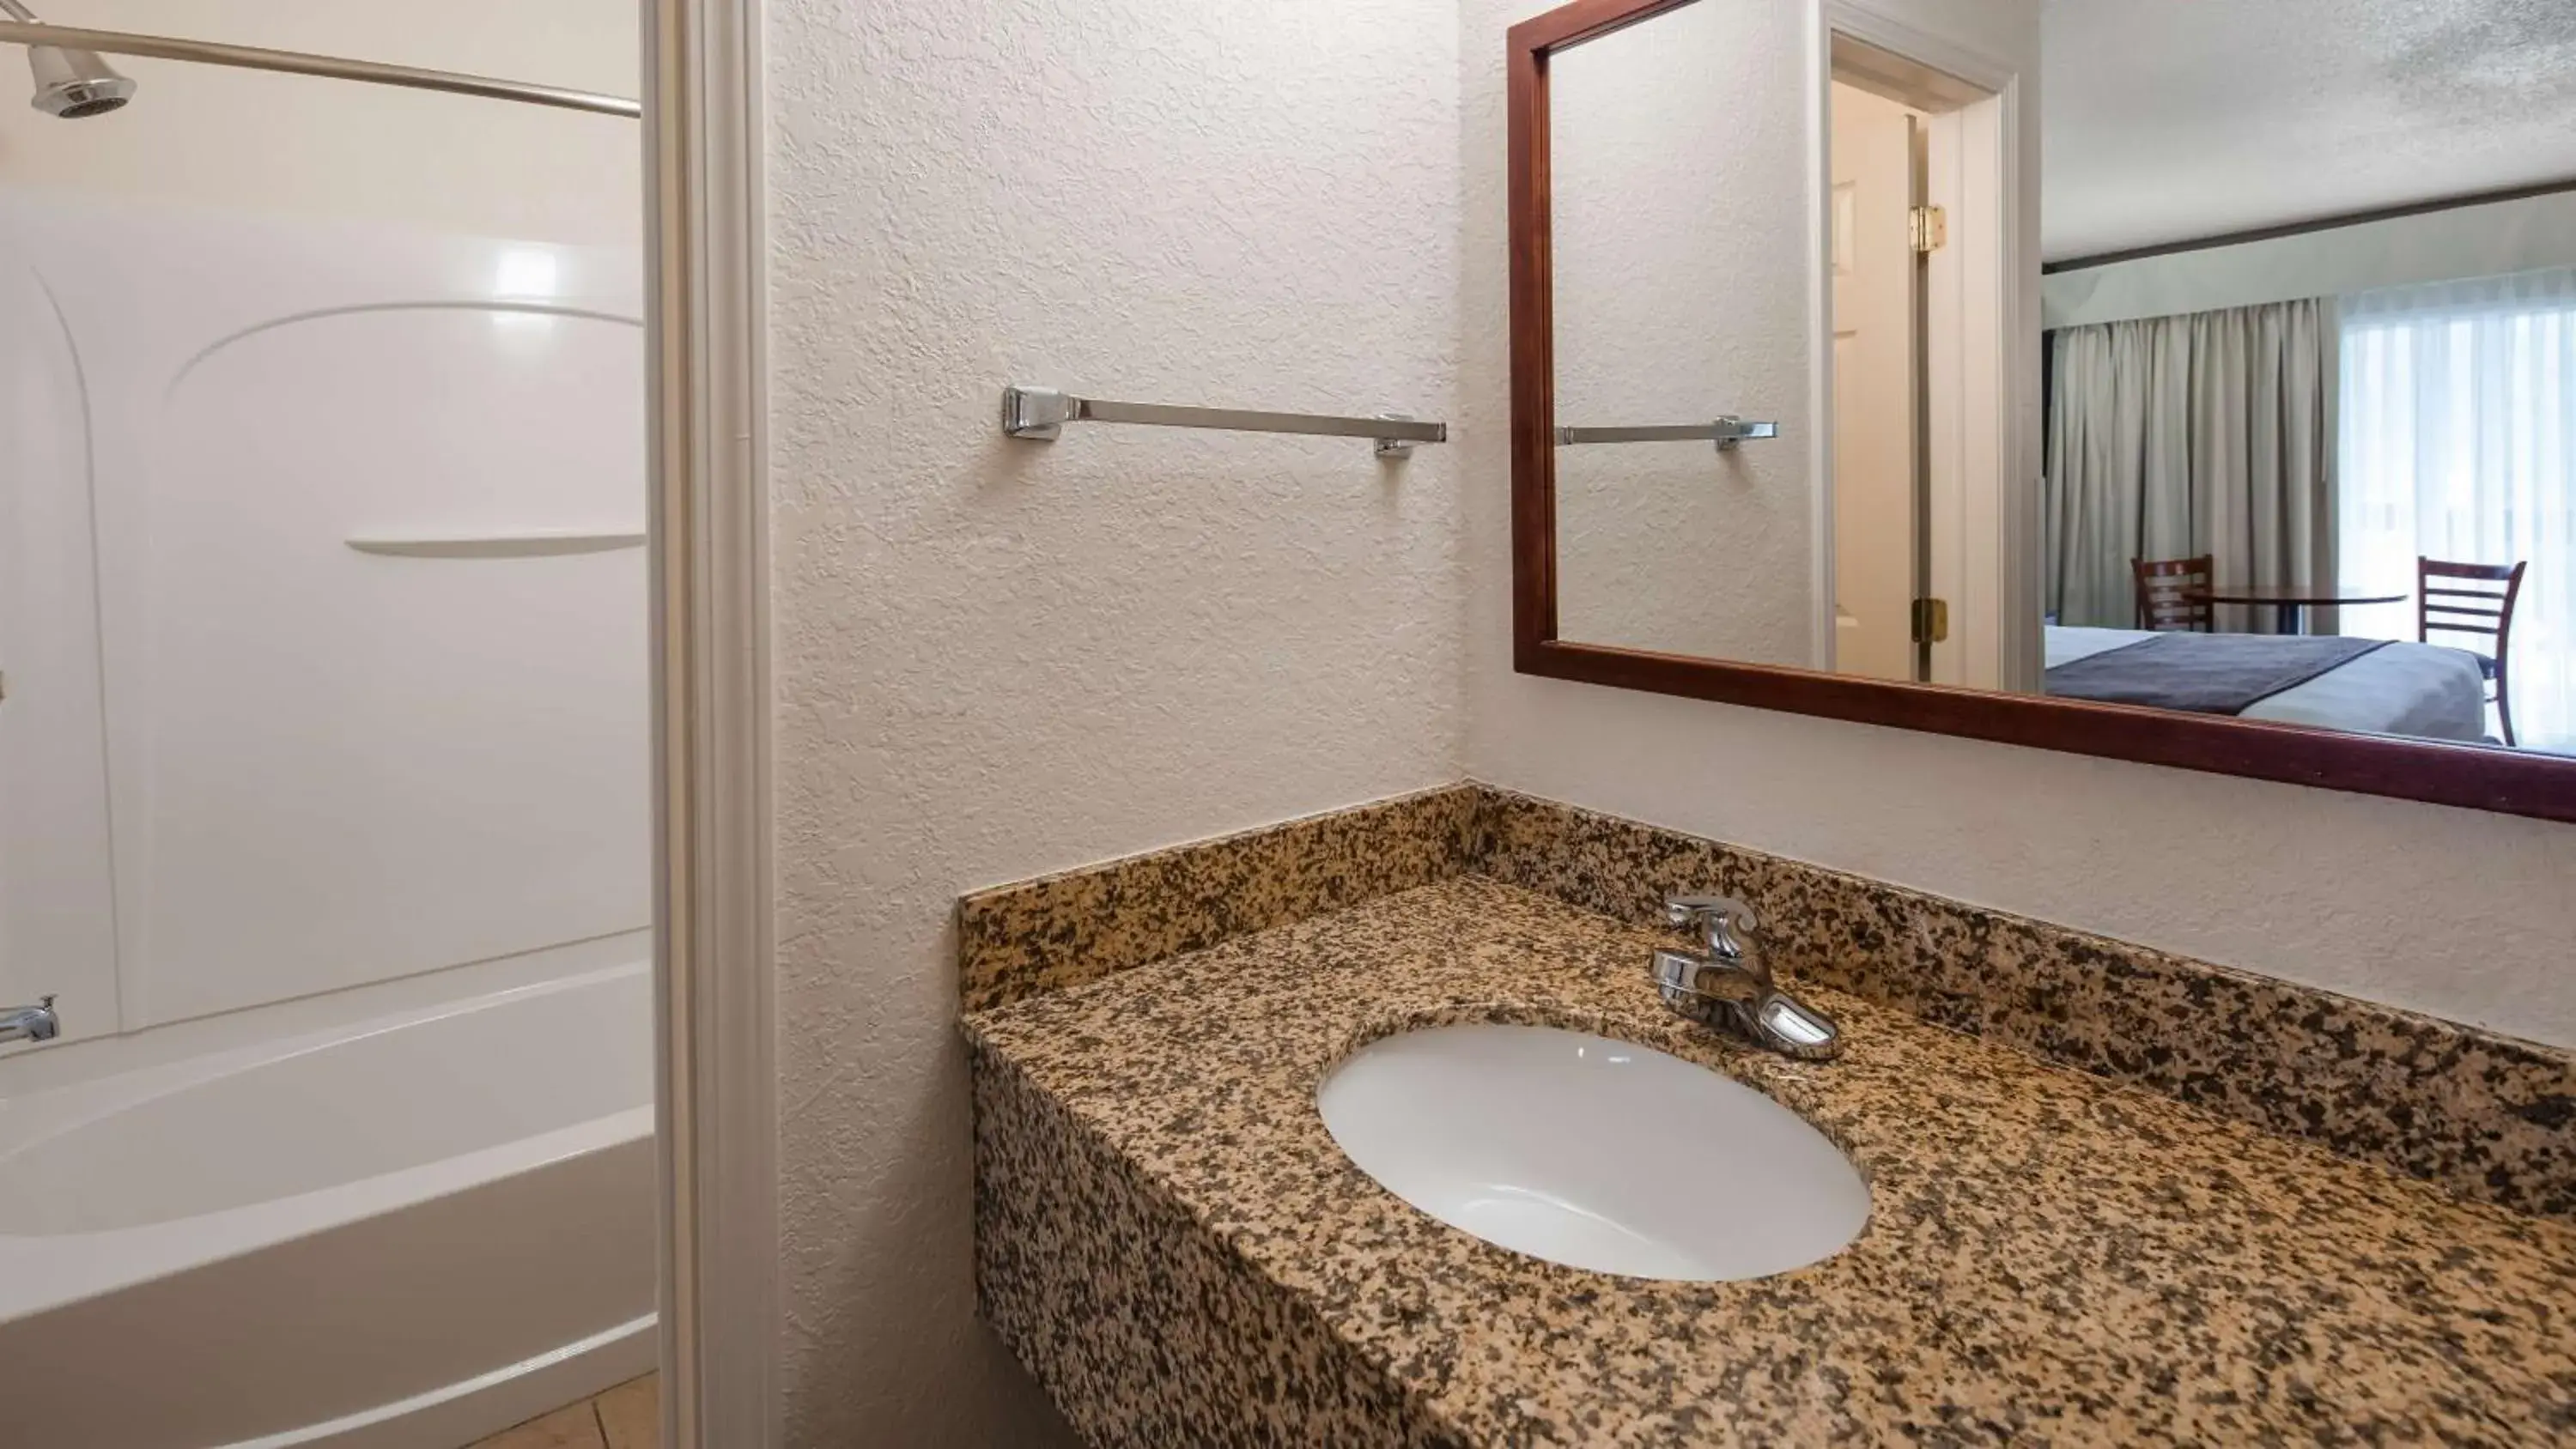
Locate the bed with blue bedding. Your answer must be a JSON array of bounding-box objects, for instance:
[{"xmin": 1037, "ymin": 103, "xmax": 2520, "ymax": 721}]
[{"xmin": 2043, "ymin": 626, "xmax": 2489, "ymax": 743}]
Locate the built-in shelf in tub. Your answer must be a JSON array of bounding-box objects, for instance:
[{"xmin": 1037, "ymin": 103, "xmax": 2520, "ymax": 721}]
[{"xmin": 343, "ymin": 532, "xmax": 645, "ymax": 559}]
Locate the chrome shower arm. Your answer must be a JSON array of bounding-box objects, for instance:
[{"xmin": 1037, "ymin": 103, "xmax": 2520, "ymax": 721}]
[{"xmin": 0, "ymin": 19, "xmax": 639, "ymax": 117}]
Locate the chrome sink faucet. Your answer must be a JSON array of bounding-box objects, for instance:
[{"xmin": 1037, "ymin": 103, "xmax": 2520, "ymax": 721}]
[
  {"xmin": 1651, "ymin": 896, "xmax": 1841, "ymax": 1060},
  {"xmin": 0, "ymin": 996, "xmax": 59, "ymax": 1046}
]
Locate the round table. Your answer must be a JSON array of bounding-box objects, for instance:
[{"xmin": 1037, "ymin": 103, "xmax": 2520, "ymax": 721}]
[{"xmin": 2183, "ymin": 583, "xmax": 2408, "ymax": 635}]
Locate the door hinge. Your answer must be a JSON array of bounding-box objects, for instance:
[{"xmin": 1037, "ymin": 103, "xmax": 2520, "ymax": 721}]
[
  {"xmin": 1909, "ymin": 204, "xmax": 1947, "ymax": 253},
  {"xmin": 1911, "ymin": 597, "xmax": 1950, "ymax": 644}
]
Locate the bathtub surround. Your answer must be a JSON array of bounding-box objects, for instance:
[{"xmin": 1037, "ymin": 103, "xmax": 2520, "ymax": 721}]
[
  {"xmin": 0, "ymin": 196, "xmax": 651, "ymax": 1040},
  {"xmin": 961, "ymin": 785, "xmax": 2576, "ymax": 1221},
  {"xmin": 965, "ymin": 879, "xmax": 2576, "ymax": 1446}
]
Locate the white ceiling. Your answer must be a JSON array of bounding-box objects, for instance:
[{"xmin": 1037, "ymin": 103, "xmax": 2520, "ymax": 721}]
[{"xmin": 2043, "ymin": 0, "xmax": 2576, "ymax": 262}]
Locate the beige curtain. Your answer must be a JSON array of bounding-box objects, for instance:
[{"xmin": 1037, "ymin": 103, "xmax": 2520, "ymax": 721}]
[{"xmin": 2044, "ymin": 297, "xmax": 2339, "ymax": 633}]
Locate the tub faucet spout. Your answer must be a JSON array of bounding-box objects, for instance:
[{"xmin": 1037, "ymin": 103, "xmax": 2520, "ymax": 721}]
[{"xmin": 0, "ymin": 995, "xmax": 58, "ymax": 1045}]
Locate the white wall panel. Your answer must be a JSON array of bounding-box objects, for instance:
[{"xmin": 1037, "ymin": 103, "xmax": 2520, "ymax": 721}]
[
  {"xmin": 3, "ymin": 195, "xmax": 647, "ymax": 1031},
  {"xmin": 0, "ymin": 241, "xmax": 120, "ymax": 1043}
]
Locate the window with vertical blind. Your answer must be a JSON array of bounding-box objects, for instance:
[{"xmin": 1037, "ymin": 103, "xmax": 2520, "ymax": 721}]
[{"xmin": 2340, "ymin": 266, "xmax": 2576, "ymax": 749}]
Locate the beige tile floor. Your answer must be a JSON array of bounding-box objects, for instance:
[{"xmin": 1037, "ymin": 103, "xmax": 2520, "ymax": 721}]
[{"xmin": 467, "ymin": 1373, "xmax": 656, "ymax": 1449}]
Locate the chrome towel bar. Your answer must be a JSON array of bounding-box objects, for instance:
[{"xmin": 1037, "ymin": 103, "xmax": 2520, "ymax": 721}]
[
  {"xmin": 1556, "ymin": 417, "xmax": 1779, "ymax": 451},
  {"xmin": 1002, "ymin": 385, "xmax": 1447, "ymax": 457}
]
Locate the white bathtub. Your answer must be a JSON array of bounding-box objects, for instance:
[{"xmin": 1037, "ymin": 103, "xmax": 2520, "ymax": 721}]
[{"xmin": 0, "ymin": 961, "xmax": 656, "ymax": 1449}]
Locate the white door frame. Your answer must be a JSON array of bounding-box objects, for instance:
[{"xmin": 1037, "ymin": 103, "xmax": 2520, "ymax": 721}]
[
  {"xmin": 644, "ymin": 1, "xmax": 775, "ymax": 1446},
  {"xmin": 1810, "ymin": 0, "xmax": 2040, "ymax": 691}
]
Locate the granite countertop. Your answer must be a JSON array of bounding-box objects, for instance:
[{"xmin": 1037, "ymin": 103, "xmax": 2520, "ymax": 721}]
[{"xmin": 965, "ymin": 875, "xmax": 2576, "ymax": 1447}]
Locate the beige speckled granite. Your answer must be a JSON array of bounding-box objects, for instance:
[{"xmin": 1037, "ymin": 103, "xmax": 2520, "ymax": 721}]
[
  {"xmin": 957, "ymin": 785, "xmax": 1477, "ymax": 1012},
  {"xmin": 1471, "ymin": 788, "xmax": 2576, "ymax": 1221},
  {"xmin": 961, "ymin": 785, "xmax": 2576, "ymax": 1219},
  {"xmin": 966, "ymin": 878, "xmax": 2576, "ymax": 1448}
]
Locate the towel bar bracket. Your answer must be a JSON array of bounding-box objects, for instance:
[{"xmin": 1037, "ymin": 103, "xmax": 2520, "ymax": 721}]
[{"xmin": 1000, "ymin": 385, "xmax": 1077, "ymax": 441}]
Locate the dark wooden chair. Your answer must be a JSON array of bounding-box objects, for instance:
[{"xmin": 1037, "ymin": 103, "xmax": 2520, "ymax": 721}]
[
  {"xmin": 2132, "ymin": 555, "xmax": 2215, "ymax": 632},
  {"xmin": 2419, "ymin": 556, "xmax": 2528, "ymax": 746}
]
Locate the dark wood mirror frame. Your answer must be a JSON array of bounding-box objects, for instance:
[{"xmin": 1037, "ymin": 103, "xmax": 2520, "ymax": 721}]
[{"xmin": 1506, "ymin": 0, "xmax": 2576, "ymax": 824}]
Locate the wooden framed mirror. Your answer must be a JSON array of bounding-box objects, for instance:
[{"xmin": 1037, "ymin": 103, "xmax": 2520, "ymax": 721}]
[{"xmin": 1508, "ymin": 0, "xmax": 2576, "ymax": 823}]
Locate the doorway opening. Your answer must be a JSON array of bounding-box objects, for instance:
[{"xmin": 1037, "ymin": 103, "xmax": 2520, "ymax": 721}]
[{"xmin": 1825, "ymin": 34, "xmax": 2014, "ymax": 688}]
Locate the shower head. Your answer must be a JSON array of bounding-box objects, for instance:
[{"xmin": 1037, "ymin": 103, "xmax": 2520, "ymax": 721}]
[
  {"xmin": 27, "ymin": 41, "xmax": 134, "ymax": 117},
  {"xmin": 2, "ymin": 0, "xmax": 134, "ymax": 118}
]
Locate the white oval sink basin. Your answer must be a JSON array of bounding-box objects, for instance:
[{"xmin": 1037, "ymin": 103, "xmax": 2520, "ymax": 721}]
[{"xmin": 1316, "ymin": 1023, "xmax": 1868, "ymax": 1282}]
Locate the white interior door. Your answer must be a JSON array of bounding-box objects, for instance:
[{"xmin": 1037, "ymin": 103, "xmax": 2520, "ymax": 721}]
[{"xmin": 1830, "ymin": 82, "xmax": 1921, "ymax": 682}]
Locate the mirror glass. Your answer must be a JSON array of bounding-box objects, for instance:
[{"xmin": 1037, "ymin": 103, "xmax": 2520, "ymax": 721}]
[
  {"xmin": 1541, "ymin": 0, "xmax": 2576, "ymax": 760},
  {"xmin": 1550, "ymin": 3, "xmax": 1809, "ymax": 667}
]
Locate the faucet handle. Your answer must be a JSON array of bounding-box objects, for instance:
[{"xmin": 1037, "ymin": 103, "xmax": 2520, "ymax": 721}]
[
  {"xmin": 1665, "ymin": 894, "xmax": 1754, "ymax": 925},
  {"xmin": 1665, "ymin": 894, "xmax": 1759, "ymax": 964},
  {"xmin": 1666, "ymin": 893, "xmax": 1755, "ymax": 933}
]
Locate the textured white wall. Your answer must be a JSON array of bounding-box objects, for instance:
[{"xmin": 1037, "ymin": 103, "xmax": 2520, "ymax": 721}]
[
  {"xmin": 764, "ymin": 0, "xmax": 1462, "ymax": 1441},
  {"xmin": 0, "ymin": 0, "xmax": 637, "ymax": 246},
  {"xmin": 756, "ymin": 0, "xmax": 2575, "ymax": 1439},
  {"xmin": 2042, "ymin": 0, "xmax": 2576, "ymax": 261},
  {"xmin": 1461, "ymin": 0, "xmax": 2576, "ymax": 1050},
  {"xmin": 2044, "ymin": 190, "xmax": 2576, "ymax": 330},
  {"xmin": 1550, "ymin": 2, "xmax": 1814, "ymax": 664}
]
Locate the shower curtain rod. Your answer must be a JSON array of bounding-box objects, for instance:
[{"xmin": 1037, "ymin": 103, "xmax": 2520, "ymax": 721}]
[{"xmin": 0, "ymin": 21, "xmax": 641, "ymax": 117}]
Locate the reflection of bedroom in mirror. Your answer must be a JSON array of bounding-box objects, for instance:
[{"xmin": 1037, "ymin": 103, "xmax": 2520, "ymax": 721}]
[
  {"xmin": 2037, "ymin": 0, "xmax": 2575, "ymax": 756},
  {"xmin": 1519, "ymin": 0, "xmax": 2576, "ymax": 795}
]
